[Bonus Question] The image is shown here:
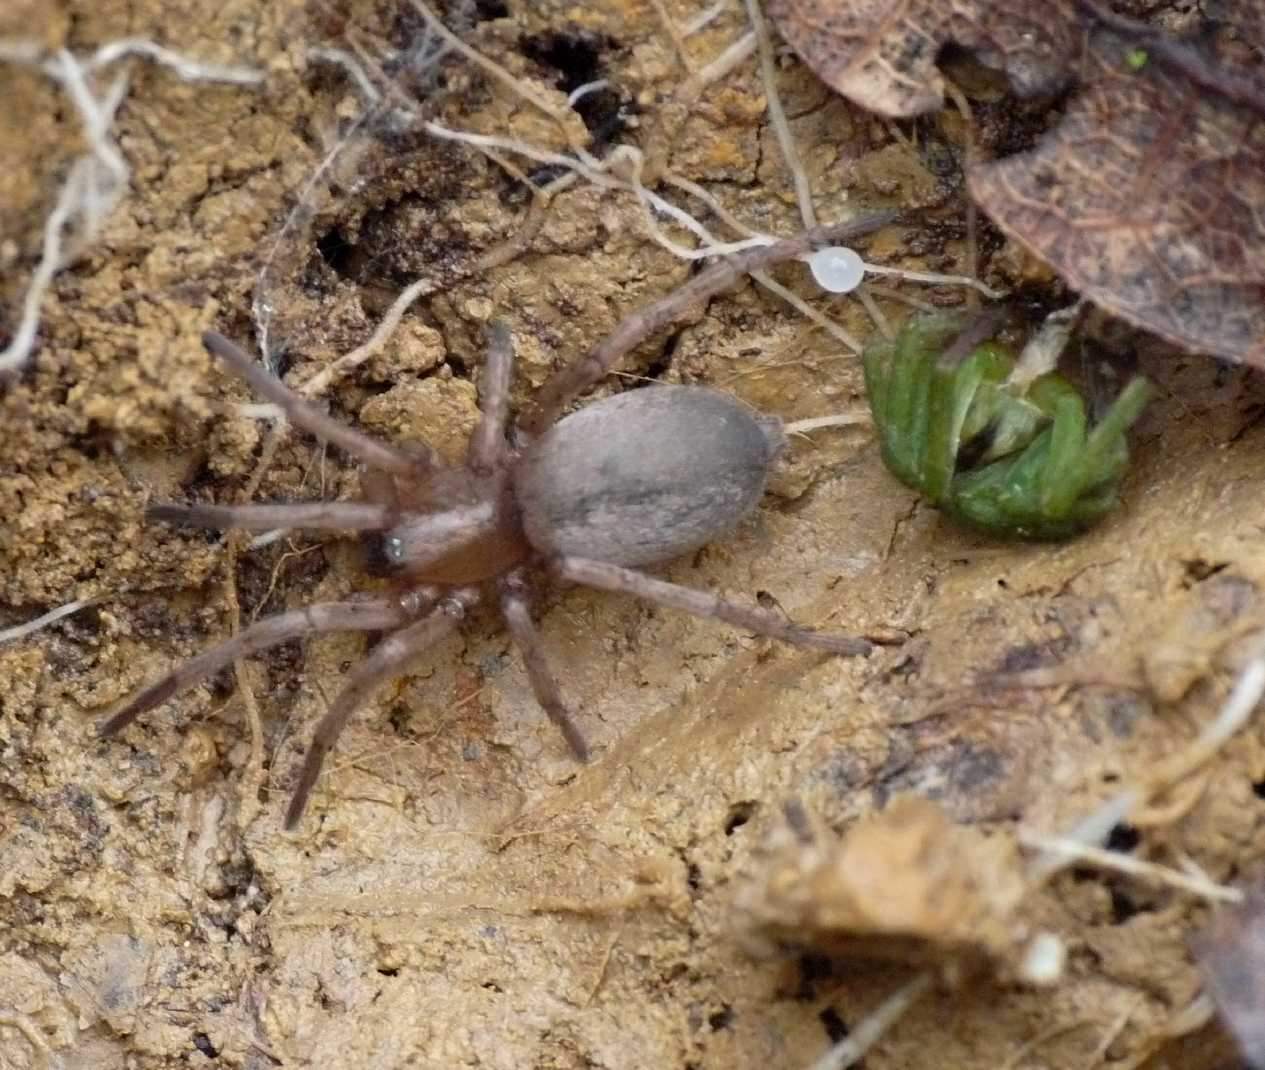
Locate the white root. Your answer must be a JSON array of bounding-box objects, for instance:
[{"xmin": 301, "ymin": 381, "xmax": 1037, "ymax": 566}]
[{"xmin": 0, "ymin": 40, "xmax": 261, "ymax": 375}]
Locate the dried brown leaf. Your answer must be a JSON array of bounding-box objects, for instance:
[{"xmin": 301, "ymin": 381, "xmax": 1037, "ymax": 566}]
[
  {"xmin": 766, "ymin": 0, "xmax": 1079, "ymax": 118},
  {"xmin": 1211, "ymin": 0, "xmax": 1265, "ymax": 48},
  {"xmin": 970, "ymin": 32, "xmax": 1265, "ymax": 365}
]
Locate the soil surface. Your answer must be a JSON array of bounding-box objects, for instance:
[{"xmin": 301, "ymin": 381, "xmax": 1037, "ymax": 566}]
[{"xmin": 2, "ymin": 2, "xmax": 1263, "ymax": 1068}]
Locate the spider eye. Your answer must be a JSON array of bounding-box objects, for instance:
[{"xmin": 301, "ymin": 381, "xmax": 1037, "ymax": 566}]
[{"xmin": 384, "ymin": 535, "xmax": 405, "ymax": 566}]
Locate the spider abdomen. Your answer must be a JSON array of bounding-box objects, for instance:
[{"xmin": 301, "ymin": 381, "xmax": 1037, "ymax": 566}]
[{"xmin": 514, "ymin": 385, "xmax": 783, "ymax": 568}]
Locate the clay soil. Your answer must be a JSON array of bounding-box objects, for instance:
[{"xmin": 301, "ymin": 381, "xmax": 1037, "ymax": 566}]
[{"xmin": 2, "ymin": 1, "xmax": 1263, "ymax": 1068}]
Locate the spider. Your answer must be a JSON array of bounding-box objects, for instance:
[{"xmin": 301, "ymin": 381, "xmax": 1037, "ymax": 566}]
[
  {"xmin": 101, "ymin": 217, "xmax": 885, "ymax": 829},
  {"xmin": 863, "ymin": 311, "xmax": 1154, "ymax": 539}
]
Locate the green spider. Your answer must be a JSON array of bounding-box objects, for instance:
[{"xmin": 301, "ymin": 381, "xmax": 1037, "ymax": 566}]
[{"xmin": 863, "ymin": 312, "xmax": 1154, "ymax": 539}]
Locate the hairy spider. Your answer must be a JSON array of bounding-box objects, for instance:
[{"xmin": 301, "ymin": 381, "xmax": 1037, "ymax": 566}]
[{"xmin": 101, "ymin": 217, "xmax": 885, "ymax": 828}]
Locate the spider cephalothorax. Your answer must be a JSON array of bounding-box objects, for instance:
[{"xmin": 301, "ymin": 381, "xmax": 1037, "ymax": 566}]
[{"xmin": 102, "ymin": 217, "xmax": 886, "ymax": 828}]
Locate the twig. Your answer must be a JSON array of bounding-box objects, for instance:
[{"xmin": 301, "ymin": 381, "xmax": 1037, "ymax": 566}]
[
  {"xmin": 1019, "ymin": 832, "xmax": 1243, "ymax": 904},
  {"xmin": 1029, "ymin": 633, "xmax": 1265, "ymax": 883},
  {"xmin": 744, "ymin": 0, "xmax": 816, "ymax": 228},
  {"xmin": 298, "ymin": 277, "xmax": 439, "ymax": 399},
  {"xmin": 0, "ymin": 596, "xmax": 97, "ymax": 646},
  {"xmin": 805, "ymin": 973, "xmax": 934, "ymax": 1070},
  {"xmin": 783, "ymin": 412, "xmax": 870, "ymax": 436},
  {"xmin": 520, "ymin": 213, "xmax": 895, "ymax": 433}
]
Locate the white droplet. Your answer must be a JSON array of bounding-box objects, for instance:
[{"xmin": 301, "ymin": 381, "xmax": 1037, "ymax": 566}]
[
  {"xmin": 807, "ymin": 245, "xmax": 866, "ymax": 293},
  {"xmin": 1020, "ymin": 932, "xmax": 1066, "ymax": 986}
]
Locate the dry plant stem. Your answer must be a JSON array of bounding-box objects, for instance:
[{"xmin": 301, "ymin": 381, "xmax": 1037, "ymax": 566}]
[
  {"xmin": 694, "ymin": 29, "xmax": 757, "ymax": 84},
  {"xmin": 942, "ymin": 80, "xmax": 979, "ymax": 308},
  {"xmin": 307, "ymin": 45, "xmax": 382, "ymax": 103},
  {"xmin": 254, "ymin": 102, "xmax": 384, "ymax": 365},
  {"xmin": 1018, "ymin": 832, "xmax": 1243, "ymax": 903},
  {"xmin": 1032, "ymin": 637, "xmax": 1265, "ymax": 882},
  {"xmin": 406, "ymin": 0, "xmax": 593, "ymax": 162},
  {"xmin": 750, "ymin": 269, "xmax": 862, "ymax": 351},
  {"xmin": 99, "ymin": 599, "xmax": 412, "ymax": 736},
  {"xmin": 0, "ymin": 158, "xmax": 94, "ymax": 375},
  {"xmin": 401, "ymin": 39, "xmax": 875, "ymax": 349},
  {"xmin": 567, "ymin": 80, "xmax": 611, "ymax": 108},
  {"xmin": 0, "ymin": 596, "xmax": 96, "ymax": 646},
  {"xmin": 1130, "ymin": 770, "xmax": 1210, "ymax": 828},
  {"xmin": 294, "ymin": 203, "xmax": 547, "ymax": 401},
  {"xmin": 862, "ymin": 283, "xmax": 941, "ymax": 313},
  {"xmin": 806, "ymin": 973, "xmax": 934, "ymax": 1070},
  {"xmin": 499, "ymin": 573, "xmax": 590, "ymax": 761},
  {"xmin": 852, "ymin": 285, "xmax": 891, "ymax": 339},
  {"xmin": 859, "ymin": 263, "xmax": 1000, "ymax": 299},
  {"xmin": 662, "ymin": 171, "xmax": 765, "ymax": 239},
  {"xmin": 661, "ymin": 178, "xmax": 861, "ymax": 344},
  {"xmin": 72, "ymin": 39, "xmax": 261, "ymax": 83},
  {"xmin": 285, "ymin": 590, "xmax": 476, "ymax": 828},
  {"xmin": 783, "ymin": 412, "xmax": 870, "ymax": 436},
  {"xmin": 643, "ymin": 30, "xmax": 756, "ymax": 182},
  {"xmin": 1091, "ymin": 996, "xmax": 1144, "ymax": 1064},
  {"xmin": 1149, "ymin": 653, "xmax": 1265, "ymax": 789},
  {"xmin": 1108, "ymin": 995, "xmax": 1215, "ymax": 1070},
  {"xmin": 0, "ymin": 42, "xmax": 261, "ymax": 374},
  {"xmin": 553, "ymin": 557, "xmax": 871, "ymax": 656},
  {"xmin": 744, "ymin": 0, "xmax": 816, "ymax": 228},
  {"xmin": 149, "ymin": 501, "xmax": 391, "ymax": 533},
  {"xmin": 202, "ymin": 331, "xmax": 433, "ymax": 476},
  {"xmin": 1029, "ymin": 789, "xmax": 1139, "ymax": 883},
  {"xmin": 998, "ymin": 1020, "xmax": 1098, "ymax": 1070},
  {"xmin": 520, "ymin": 213, "xmax": 894, "ymax": 434},
  {"xmin": 684, "ymin": 1, "xmax": 733, "ymax": 36},
  {"xmin": 422, "ymin": 122, "xmax": 771, "ymax": 260},
  {"xmin": 651, "ymin": 0, "xmax": 694, "ymax": 72}
]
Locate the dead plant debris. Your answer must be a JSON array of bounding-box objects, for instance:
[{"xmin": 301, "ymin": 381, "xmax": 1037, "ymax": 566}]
[
  {"xmin": 970, "ymin": 27, "xmax": 1265, "ymax": 366},
  {"xmin": 772, "ymin": 0, "xmax": 1265, "ymax": 364},
  {"xmin": 765, "ymin": 0, "xmax": 1078, "ymax": 118}
]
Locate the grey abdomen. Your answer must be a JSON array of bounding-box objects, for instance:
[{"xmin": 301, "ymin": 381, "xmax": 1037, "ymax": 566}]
[{"xmin": 515, "ymin": 386, "xmax": 782, "ymax": 567}]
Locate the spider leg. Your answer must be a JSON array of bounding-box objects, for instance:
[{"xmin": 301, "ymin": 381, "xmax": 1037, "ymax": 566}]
[
  {"xmin": 498, "ymin": 571, "xmax": 590, "ymax": 762},
  {"xmin": 100, "ymin": 598, "xmax": 418, "ymax": 736},
  {"xmin": 889, "ymin": 312, "xmax": 939, "ymax": 481},
  {"xmin": 1039, "ymin": 375, "xmax": 1154, "ymax": 520},
  {"xmin": 924, "ymin": 348, "xmax": 1002, "ymax": 503},
  {"xmin": 519, "ymin": 213, "xmax": 894, "ymax": 435},
  {"xmin": 149, "ymin": 501, "xmax": 391, "ymax": 533},
  {"xmin": 1034, "ymin": 389, "xmax": 1089, "ymax": 519},
  {"xmin": 552, "ymin": 556, "xmax": 871, "ymax": 656},
  {"xmin": 468, "ymin": 320, "xmax": 514, "ymax": 474},
  {"xmin": 1075, "ymin": 377, "xmax": 1154, "ymax": 482},
  {"xmin": 284, "ymin": 588, "xmax": 479, "ymax": 829},
  {"xmin": 202, "ymin": 331, "xmax": 435, "ymax": 477}
]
